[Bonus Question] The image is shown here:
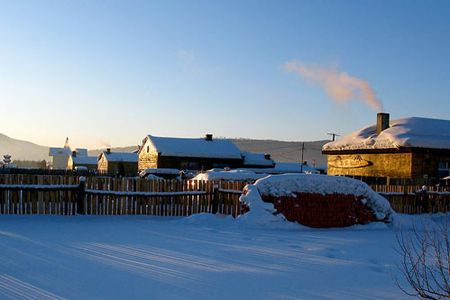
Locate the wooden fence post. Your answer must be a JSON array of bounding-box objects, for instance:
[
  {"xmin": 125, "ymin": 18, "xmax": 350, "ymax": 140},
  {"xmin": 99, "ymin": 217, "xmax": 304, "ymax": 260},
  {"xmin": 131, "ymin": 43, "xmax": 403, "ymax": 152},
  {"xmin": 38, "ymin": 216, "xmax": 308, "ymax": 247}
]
[
  {"xmin": 77, "ymin": 177, "xmax": 86, "ymax": 215},
  {"xmin": 212, "ymin": 183, "xmax": 219, "ymax": 214}
]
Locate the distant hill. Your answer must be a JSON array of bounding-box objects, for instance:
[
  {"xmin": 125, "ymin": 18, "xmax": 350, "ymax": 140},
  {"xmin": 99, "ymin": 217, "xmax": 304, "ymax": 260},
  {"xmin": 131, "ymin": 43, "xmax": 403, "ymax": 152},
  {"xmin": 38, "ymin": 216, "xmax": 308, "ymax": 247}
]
[
  {"xmin": 231, "ymin": 139, "xmax": 329, "ymax": 169},
  {"xmin": 0, "ymin": 133, "xmax": 49, "ymax": 161}
]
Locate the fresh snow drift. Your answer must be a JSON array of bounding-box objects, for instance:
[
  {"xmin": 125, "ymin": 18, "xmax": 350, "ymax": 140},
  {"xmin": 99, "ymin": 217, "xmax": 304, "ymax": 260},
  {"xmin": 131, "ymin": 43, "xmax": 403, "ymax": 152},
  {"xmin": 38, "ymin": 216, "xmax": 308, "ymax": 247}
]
[{"xmin": 323, "ymin": 117, "xmax": 450, "ymax": 151}]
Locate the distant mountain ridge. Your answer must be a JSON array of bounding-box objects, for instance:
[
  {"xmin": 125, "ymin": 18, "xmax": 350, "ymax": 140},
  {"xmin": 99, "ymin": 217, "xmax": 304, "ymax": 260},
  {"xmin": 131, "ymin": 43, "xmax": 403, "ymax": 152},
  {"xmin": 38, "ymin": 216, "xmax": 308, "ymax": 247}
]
[
  {"xmin": 0, "ymin": 133, "xmax": 49, "ymax": 161},
  {"xmin": 0, "ymin": 133, "xmax": 329, "ymax": 168}
]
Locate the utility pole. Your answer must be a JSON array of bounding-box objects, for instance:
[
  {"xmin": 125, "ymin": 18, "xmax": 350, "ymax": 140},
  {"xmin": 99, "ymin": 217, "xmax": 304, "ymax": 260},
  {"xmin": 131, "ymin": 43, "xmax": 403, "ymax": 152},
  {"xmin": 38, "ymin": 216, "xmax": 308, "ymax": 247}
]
[
  {"xmin": 300, "ymin": 142, "xmax": 304, "ymax": 173},
  {"xmin": 327, "ymin": 132, "xmax": 340, "ymax": 141}
]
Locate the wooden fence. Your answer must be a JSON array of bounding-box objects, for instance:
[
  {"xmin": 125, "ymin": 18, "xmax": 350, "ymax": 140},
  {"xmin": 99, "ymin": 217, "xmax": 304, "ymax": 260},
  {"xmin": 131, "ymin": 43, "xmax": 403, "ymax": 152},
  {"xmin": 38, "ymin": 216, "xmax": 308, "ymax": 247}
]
[
  {"xmin": 370, "ymin": 184, "xmax": 450, "ymax": 214},
  {"xmin": 0, "ymin": 175, "xmax": 246, "ymax": 217},
  {"xmin": 1, "ymin": 174, "xmax": 449, "ymax": 216}
]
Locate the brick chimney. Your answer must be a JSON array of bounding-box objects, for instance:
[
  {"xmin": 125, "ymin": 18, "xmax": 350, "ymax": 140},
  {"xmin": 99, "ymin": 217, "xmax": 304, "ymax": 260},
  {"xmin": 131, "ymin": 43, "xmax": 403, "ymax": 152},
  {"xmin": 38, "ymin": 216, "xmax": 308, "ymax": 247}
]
[
  {"xmin": 205, "ymin": 134, "xmax": 213, "ymax": 141},
  {"xmin": 376, "ymin": 113, "xmax": 390, "ymax": 135}
]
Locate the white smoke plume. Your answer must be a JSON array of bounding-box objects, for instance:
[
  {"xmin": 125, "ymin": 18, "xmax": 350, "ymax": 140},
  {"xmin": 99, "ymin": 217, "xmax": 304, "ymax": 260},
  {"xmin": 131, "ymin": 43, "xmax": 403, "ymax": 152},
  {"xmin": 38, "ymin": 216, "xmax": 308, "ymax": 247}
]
[{"xmin": 284, "ymin": 60, "xmax": 383, "ymax": 112}]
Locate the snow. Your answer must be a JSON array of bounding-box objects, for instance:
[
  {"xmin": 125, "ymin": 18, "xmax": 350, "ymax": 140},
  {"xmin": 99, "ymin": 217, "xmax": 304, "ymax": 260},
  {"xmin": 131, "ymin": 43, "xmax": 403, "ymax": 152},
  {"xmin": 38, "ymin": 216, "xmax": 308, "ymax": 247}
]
[
  {"xmin": 242, "ymin": 151, "xmax": 274, "ymax": 167},
  {"xmin": 72, "ymin": 156, "xmax": 98, "ymax": 165},
  {"xmin": 245, "ymin": 174, "xmax": 394, "ymax": 222},
  {"xmin": 192, "ymin": 169, "xmax": 268, "ymax": 182},
  {"xmin": 323, "ymin": 117, "xmax": 450, "ymax": 151},
  {"xmin": 240, "ymin": 162, "xmax": 320, "ymax": 174},
  {"xmin": 1, "ymin": 214, "xmax": 445, "ymax": 299},
  {"xmin": 75, "ymin": 148, "xmax": 88, "ymax": 156},
  {"xmin": 140, "ymin": 168, "xmax": 181, "ymax": 176},
  {"xmin": 49, "ymin": 147, "xmax": 71, "ymax": 156},
  {"xmin": 102, "ymin": 152, "xmax": 138, "ymax": 162},
  {"xmin": 145, "ymin": 174, "xmax": 164, "ymax": 180},
  {"xmin": 145, "ymin": 135, "xmax": 242, "ymax": 159}
]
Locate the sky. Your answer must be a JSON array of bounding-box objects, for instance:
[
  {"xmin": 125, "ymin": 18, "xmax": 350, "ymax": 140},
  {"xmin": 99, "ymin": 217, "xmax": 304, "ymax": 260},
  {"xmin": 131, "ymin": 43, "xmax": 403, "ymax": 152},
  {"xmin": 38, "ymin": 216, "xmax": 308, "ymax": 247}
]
[{"xmin": 0, "ymin": 0, "xmax": 449, "ymax": 149}]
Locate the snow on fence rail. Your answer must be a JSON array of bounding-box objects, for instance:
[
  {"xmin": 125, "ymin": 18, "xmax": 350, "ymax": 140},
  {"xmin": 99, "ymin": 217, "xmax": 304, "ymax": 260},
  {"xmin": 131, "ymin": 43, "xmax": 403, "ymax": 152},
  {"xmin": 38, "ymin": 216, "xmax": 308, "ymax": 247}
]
[{"xmin": 0, "ymin": 175, "xmax": 246, "ymax": 216}]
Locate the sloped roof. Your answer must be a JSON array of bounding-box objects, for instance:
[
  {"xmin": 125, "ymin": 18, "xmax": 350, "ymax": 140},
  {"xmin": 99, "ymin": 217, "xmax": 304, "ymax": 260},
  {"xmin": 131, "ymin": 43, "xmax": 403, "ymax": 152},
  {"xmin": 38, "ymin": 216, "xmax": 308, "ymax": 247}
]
[
  {"xmin": 323, "ymin": 117, "xmax": 450, "ymax": 152},
  {"xmin": 101, "ymin": 151, "xmax": 138, "ymax": 162},
  {"xmin": 49, "ymin": 147, "xmax": 71, "ymax": 156},
  {"xmin": 144, "ymin": 135, "xmax": 242, "ymax": 159},
  {"xmin": 75, "ymin": 148, "xmax": 88, "ymax": 156},
  {"xmin": 242, "ymin": 152, "xmax": 274, "ymax": 167},
  {"xmin": 72, "ymin": 156, "xmax": 98, "ymax": 165}
]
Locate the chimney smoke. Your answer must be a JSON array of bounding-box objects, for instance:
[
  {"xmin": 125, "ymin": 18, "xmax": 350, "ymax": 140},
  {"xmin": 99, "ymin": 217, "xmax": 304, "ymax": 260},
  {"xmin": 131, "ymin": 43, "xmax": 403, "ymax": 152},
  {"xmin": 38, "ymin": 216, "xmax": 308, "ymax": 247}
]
[{"xmin": 284, "ymin": 60, "xmax": 384, "ymax": 112}]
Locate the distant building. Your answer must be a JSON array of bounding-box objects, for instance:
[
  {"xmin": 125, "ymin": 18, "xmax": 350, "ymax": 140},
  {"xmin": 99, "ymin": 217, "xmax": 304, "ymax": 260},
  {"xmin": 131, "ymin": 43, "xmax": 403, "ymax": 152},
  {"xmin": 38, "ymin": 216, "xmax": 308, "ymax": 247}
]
[
  {"xmin": 241, "ymin": 152, "xmax": 275, "ymax": 168},
  {"xmin": 98, "ymin": 149, "xmax": 138, "ymax": 176},
  {"xmin": 67, "ymin": 151, "xmax": 98, "ymax": 171},
  {"xmin": 138, "ymin": 134, "xmax": 245, "ymax": 171},
  {"xmin": 322, "ymin": 113, "xmax": 450, "ymax": 180},
  {"xmin": 49, "ymin": 137, "xmax": 72, "ymax": 169}
]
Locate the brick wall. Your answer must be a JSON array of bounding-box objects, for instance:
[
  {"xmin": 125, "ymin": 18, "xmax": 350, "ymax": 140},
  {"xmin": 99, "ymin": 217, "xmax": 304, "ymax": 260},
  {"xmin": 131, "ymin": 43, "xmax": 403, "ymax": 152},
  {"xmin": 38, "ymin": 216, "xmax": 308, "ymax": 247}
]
[{"xmin": 262, "ymin": 193, "xmax": 379, "ymax": 228}]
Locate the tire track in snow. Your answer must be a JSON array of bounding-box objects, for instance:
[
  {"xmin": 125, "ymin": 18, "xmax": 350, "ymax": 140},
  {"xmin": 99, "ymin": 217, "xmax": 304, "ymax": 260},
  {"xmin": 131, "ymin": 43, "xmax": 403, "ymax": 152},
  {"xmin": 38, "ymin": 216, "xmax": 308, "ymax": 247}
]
[{"xmin": 0, "ymin": 274, "xmax": 66, "ymax": 300}]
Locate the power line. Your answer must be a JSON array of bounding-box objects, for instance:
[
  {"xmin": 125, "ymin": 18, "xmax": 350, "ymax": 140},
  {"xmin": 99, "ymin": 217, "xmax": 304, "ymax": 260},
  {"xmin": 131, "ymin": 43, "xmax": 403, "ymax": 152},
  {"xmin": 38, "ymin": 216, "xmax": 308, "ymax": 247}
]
[{"xmin": 327, "ymin": 132, "xmax": 340, "ymax": 141}]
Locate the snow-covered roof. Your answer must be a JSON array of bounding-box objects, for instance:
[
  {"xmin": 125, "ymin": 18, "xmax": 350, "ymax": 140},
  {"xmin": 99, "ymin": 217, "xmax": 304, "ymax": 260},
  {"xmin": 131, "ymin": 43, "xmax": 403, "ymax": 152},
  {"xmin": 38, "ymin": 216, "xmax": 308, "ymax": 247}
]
[
  {"xmin": 49, "ymin": 147, "xmax": 71, "ymax": 156},
  {"xmin": 323, "ymin": 117, "xmax": 450, "ymax": 152},
  {"xmin": 192, "ymin": 169, "xmax": 267, "ymax": 181},
  {"xmin": 72, "ymin": 156, "xmax": 98, "ymax": 165},
  {"xmin": 241, "ymin": 162, "xmax": 319, "ymax": 174},
  {"xmin": 242, "ymin": 152, "xmax": 274, "ymax": 167},
  {"xmin": 101, "ymin": 152, "xmax": 138, "ymax": 162},
  {"xmin": 140, "ymin": 168, "xmax": 180, "ymax": 177},
  {"xmin": 75, "ymin": 148, "xmax": 88, "ymax": 156},
  {"xmin": 144, "ymin": 135, "xmax": 242, "ymax": 159}
]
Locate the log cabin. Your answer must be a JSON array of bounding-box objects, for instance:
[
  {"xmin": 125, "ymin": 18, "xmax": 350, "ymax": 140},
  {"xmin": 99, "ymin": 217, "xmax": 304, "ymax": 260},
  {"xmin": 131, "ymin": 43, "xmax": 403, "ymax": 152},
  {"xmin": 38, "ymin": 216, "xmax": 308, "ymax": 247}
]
[
  {"xmin": 98, "ymin": 149, "xmax": 138, "ymax": 176},
  {"xmin": 138, "ymin": 134, "xmax": 246, "ymax": 171},
  {"xmin": 322, "ymin": 113, "xmax": 450, "ymax": 181}
]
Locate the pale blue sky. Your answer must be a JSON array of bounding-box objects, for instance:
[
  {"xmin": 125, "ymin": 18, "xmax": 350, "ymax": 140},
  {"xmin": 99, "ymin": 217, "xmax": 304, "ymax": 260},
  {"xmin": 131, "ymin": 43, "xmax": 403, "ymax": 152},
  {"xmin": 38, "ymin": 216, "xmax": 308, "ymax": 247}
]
[{"xmin": 1, "ymin": 1, "xmax": 449, "ymax": 148}]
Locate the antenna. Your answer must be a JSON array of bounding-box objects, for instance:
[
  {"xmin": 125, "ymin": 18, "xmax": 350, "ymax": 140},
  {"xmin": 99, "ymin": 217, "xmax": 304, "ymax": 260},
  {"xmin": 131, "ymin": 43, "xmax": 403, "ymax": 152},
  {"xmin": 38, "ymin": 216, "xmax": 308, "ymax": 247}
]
[{"xmin": 327, "ymin": 132, "xmax": 340, "ymax": 141}]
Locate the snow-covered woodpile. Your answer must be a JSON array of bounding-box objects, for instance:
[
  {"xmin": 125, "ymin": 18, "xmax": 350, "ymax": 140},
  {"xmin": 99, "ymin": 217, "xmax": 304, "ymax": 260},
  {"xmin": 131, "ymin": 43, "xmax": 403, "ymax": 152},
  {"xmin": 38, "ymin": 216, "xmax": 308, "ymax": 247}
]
[{"xmin": 240, "ymin": 174, "xmax": 394, "ymax": 228}]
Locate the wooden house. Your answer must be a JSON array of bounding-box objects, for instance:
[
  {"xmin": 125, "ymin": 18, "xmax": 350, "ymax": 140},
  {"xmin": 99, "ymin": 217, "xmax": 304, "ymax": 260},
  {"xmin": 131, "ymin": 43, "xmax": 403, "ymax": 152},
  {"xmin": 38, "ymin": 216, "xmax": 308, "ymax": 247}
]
[
  {"xmin": 138, "ymin": 134, "xmax": 245, "ymax": 171},
  {"xmin": 322, "ymin": 113, "xmax": 450, "ymax": 181},
  {"xmin": 98, "ymin": 149, "xmax": 138, "ymax": 176},
  {"xmin": 67, "ymin": 151, "xmax": 98, "ymax": 171}
]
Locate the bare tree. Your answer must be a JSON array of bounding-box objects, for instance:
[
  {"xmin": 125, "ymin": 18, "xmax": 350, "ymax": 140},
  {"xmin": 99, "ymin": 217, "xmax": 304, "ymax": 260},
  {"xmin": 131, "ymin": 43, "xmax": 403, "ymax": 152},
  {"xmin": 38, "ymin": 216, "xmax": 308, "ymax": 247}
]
[{"xmin": 395, "ymin": 216, "xmax": 449, "ymax": 299}]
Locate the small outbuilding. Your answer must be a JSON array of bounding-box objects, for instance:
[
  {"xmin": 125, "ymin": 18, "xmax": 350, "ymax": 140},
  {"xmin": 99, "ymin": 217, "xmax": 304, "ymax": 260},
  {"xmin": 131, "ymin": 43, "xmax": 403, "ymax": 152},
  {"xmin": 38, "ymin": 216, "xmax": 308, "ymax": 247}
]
[{"xmin": 98, "ymin": 149, "xmax": 138, "ymax": 176}]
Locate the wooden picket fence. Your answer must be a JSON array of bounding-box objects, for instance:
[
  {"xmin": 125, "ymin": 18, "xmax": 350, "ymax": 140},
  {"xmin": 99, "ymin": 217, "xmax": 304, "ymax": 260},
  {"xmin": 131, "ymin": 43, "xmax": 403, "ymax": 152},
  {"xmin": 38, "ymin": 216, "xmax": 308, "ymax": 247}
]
[
  {"xmin": 0, "ymin": 175, "xmax": 246, "ymax": 217},
  {"xmin": 369, "ymin": 184, "xmax": 450, "ymax": 214}
]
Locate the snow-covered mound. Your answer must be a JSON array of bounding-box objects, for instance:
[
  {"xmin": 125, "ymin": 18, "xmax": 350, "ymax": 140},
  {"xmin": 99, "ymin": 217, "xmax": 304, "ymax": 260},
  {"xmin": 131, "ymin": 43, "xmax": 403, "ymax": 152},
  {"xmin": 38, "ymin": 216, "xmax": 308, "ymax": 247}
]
[
  {"xmin": 323, "ymin": 117, "xmax": 450, "ymax": 151},
  {"xmin": 239, "ymin": 174, "xmax": 394, "ymax": 227},
  {"xmin": 193, "ymin": 169, "xmax": 267, "ymax": 182},
  {"xmin": 257, "ymin": 174, "xmax": 393, "ymax": 220}
]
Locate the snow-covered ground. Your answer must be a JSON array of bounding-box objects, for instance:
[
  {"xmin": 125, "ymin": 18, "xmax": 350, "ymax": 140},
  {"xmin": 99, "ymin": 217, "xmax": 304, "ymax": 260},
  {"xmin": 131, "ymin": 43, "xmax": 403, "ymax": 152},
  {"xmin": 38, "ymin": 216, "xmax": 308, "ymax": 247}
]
[{"xmin": 0, "ymin": 213, "xmax": 446, "ymax": 299}]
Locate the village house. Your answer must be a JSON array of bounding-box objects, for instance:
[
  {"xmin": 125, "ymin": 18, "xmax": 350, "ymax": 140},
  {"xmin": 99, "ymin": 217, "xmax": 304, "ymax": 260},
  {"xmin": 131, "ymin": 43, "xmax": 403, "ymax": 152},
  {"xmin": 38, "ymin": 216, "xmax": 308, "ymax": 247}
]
[
  {"xmin": 322, "ymin": 113, "xmax": 450, "ymax": 181},
  {"xmin": 98, "ymin": 149, "xmax": 138, "ymax": 176},
  {"xmin": 138, "ymin": 134, "xmax": 245, "ymax": 171},
  {"xmin": 67, "ymin": 150, "xmax": 98, "ymax": 171},
  {"xmin": 49, "ymin": 138, "xmax": 92, "ymax": 170}
]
